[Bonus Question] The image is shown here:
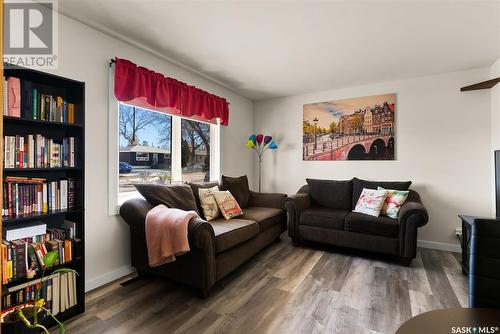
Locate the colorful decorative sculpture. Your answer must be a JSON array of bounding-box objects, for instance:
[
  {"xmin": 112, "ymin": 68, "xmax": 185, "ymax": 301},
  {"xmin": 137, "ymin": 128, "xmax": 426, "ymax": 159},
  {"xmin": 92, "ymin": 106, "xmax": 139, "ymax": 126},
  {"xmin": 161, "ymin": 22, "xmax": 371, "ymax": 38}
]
[{"xmin": 246, "ymin": 134, "xmax": 278, "ymax": 192}]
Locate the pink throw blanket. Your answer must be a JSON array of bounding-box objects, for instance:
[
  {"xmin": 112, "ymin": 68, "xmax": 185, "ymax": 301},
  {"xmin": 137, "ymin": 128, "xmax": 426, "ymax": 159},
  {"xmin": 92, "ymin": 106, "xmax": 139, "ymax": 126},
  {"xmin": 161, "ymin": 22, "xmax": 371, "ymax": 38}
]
[{"xmin": 145, "ymin": 205, "xmax": 199, "ymax": 267}]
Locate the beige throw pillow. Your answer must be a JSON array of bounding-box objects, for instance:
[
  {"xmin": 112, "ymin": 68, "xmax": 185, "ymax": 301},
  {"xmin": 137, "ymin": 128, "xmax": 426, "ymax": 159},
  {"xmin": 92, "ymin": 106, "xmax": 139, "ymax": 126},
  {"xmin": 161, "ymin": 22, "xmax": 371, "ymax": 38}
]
[
  {"xmin": 353, "ymin": 188, "xmax": 388, "ymax": 217},
  {"xmin": 213, "ymin": 191, "xmax": 243, "ymax": 220},
  {"xmin": 198, "ymin": 186, "xmax": 220, "ymax": 221},
  {"xmin": 378, "ymin": 187, "xmax": 409, "ymax": 219}
]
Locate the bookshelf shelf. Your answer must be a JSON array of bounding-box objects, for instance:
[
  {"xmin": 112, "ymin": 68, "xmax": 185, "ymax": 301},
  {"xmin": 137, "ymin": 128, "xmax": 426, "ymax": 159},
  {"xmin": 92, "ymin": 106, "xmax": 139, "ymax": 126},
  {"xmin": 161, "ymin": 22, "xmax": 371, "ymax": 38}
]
[
  {"xmin": 2, "ymin": 209, "xmax": 83, "ymax": 225},
  {"xmin": 2, "ymin": 64, "xmax": 85, "ymax": 328},
  {"xmin": 3, "ymin": 167, "xmax": 82, "ymax": 172},
  {"xmin": 3, "ymin": 116, "xmax": 83, "ymax": 128},
  {"xmin": 2, "ymin": 258, "xmax": 82, "ymax": 291}
]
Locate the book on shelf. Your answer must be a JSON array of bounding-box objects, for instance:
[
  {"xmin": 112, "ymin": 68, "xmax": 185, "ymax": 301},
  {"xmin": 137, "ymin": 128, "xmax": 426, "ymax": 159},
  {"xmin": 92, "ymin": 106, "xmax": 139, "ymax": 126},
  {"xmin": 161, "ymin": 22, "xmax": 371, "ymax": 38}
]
[
  {"xmin": 3, "ymin": 76, "xmax": 76, "ymax": 123},
  {"xmin": 3, "ymin": 134, "xmax": 78, "ymax": 169},
  {"xmin": 2, "ymin": 176, "xmax": 80, "ymax": 218},
  {"xmin": 3, "ymin": 222, "xmax": 46, "ymax": 241},
  {"xmin": 61, "ymin": 220, "xmax": 76, "ymax": 239},
  {"xmin": 67, "ymin": 178, "xmax": 81, "ymax": 210},
  {"xmin": 1, "ymin": 271, "xmax": 78, "ymax": 320},
  {"xmin": 3, "ymin": 78, "xmax": 8, "ymax": 118},
  {"xmin": 4, "ymin": 77, "xmax": 21, "ymax": 118},
  {"xmin": 1, "ymin": 221, "xmax": 80, "ymax": 285}
]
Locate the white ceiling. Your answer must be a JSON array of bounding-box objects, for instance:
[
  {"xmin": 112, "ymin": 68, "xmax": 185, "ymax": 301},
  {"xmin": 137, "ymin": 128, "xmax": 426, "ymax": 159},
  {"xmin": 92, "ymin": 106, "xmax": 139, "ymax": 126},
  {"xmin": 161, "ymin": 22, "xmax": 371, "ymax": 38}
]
[{"xmin": 58, "ymin": 0, "xmax": 500, "ymax": 100}]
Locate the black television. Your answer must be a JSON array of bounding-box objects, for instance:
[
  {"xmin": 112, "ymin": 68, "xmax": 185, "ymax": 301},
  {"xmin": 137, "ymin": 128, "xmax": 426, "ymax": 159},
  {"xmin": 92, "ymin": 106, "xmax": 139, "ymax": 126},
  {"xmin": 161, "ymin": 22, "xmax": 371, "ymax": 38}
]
[{"xmin": 496, "ymin": 150, "xmax": 500, "ymax": 217}]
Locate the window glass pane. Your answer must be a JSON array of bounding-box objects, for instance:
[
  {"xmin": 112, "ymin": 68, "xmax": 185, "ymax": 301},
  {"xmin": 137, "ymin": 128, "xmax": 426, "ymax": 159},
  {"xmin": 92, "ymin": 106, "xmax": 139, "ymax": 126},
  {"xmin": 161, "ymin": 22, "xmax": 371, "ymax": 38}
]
[
  {"xmin": 119, "ymin": 103, "xmax": 172, "ymax": 195},
  {"xmin": 181, "ymin": 119, "xmax": 210, "ymax": 183}
]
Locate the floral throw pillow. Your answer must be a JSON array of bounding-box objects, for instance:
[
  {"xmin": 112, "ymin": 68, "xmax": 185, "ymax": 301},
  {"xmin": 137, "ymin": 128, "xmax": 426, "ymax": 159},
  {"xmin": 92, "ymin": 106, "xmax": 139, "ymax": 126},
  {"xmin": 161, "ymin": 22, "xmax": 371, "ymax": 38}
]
[
  {"xmin": 213, "ymin": 191, "xmax": 243, "ymax": 220},
  {"xmin": 353, "ymin": 188, "xmax": 388, "ymax": 217},
  {"xmin": 378, "ymin": 187, "xmax": 409, "ymax": 219},
  {"xmin": 198, "ymin": 186, "xmax": 220, "ymax": 221}
]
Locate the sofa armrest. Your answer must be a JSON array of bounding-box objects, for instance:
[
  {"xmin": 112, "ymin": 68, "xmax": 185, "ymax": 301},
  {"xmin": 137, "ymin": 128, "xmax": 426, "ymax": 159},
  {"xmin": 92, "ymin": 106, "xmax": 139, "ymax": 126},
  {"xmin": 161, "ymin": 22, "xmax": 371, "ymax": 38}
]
[
  {"xmin": 187, "ymin": 217, "xmax": 216, "ymax": 252},
  {"xmin": 249, "ymin": 191, "xmax": 287, "ymax": 209},
  {"xmin": 399, "ymin": 201, "xmax": 429, "ymax": 227},
  {"xmin": 120, "ymin": 198, "xmax": 154, "ymax": 227},
  {"xmin": 284, "ymin": 192, "xmax": 311, "ymax": 238},
  {"xmin": 120, "ymin": 198, "xmax": 217, "ymax": 292},
  {"xmin": 398, "ymin": 190, "xmax": 429, "ymax": 258},
  {"xmin": 120, "ymin": 198, "xmax": 216, "ymax": 253},
  {"xmin": 285, "ymin": 193, "xmax": 311, "ymax": 211}
]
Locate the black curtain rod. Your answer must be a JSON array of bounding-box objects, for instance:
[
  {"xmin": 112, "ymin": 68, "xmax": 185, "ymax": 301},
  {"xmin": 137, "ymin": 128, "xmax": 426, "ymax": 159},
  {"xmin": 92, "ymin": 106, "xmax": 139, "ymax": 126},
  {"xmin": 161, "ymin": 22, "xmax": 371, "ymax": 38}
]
[{"xmin": 109, "ymin": 58, "xmax": 116, "ymax": 67}]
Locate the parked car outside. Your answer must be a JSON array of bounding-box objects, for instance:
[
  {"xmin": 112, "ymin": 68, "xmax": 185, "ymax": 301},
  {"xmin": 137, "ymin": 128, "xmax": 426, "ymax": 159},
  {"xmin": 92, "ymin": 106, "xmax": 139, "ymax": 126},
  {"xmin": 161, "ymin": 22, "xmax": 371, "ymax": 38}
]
[{"xmin": 119, "ymin": 161, "xmax": 133, "ymax": 173}]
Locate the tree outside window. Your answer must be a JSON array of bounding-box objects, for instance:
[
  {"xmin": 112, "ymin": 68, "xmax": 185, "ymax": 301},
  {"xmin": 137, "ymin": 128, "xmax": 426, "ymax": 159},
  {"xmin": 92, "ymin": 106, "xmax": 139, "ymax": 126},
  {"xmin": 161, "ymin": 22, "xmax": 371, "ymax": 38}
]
[{"xmin": 118, "ymin": 104, "xmax": 172, "ymax": 193}]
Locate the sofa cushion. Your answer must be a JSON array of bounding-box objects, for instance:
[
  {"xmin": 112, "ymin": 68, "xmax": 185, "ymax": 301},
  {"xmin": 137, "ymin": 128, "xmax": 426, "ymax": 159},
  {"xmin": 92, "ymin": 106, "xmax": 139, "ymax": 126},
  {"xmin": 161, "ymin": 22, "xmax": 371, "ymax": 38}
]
[
  {"xmin": 209, "ymin": 218, "xmax": 259, "ymax": 253},
  {"xmin": 345, "ymin": 212, "xmax": 399, "ymax": 238},
  {"xmin": 213, "ymin": 191, "xmax": 244, "ymax": 219},
  {"xmin": 352, "ymin": 177, "xmax": 412, "ymax": 209},
  {"xmin": 353, "ymin": 188, "xmax": 388, "ymax": 217},
  {"xmin": 240, "ymin": 206, "xmax": 285, "ymax": 231},
  {"xmin": 221, "ymin": 175, "xmax": 251, "ymax": 209},
  {"xmin": 135, "ymin": 183, "xmax": 199, "ymax": 214},
  {"xmin": 300, "ymin": 207, "xmax": 349, "ymax": 230},
  {"xmin": 198, "ymin": 186, "xmax": 221, "ymax": 221},
  {"xmin": 306, "ymin": 178, "xmax": 353, "ymax": 210},
  {"xmin": 188, "ymin": 181, "xmax": 219, "ymax": 216},
  {"xmin": 378, "ymin": 187, "xmax": 409, "ymax": 219}
]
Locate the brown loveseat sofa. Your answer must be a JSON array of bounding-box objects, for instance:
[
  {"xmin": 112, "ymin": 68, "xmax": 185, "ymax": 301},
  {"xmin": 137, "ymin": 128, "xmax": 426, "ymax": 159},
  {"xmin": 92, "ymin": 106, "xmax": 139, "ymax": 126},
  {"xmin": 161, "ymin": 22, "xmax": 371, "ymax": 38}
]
[
  {"xmin": 119, "ymin": 176, "xmax": 286, "ymax": 296},
  {"xmin": 285, "ymin": 178, "xmax": 428, "ymax": 266}
]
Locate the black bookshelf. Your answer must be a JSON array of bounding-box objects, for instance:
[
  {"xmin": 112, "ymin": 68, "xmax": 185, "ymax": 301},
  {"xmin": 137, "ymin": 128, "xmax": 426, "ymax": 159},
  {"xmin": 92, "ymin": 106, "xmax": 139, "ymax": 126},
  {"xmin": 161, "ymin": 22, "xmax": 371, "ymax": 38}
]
[{"xmin": 1, "ymin": 64, "xmax": 85, "ymax": 327}]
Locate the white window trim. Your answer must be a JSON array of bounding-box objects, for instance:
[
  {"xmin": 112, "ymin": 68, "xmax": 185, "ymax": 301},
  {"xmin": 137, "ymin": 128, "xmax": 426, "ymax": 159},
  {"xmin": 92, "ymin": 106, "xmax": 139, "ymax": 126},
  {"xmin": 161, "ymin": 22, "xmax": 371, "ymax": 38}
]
[
  {"xmin": 108, "ymin": 67, "xmax": 120, "ymax": 215},
  {"xmin": 171, "ymin": 116, "xmax": 182, "ymax": 182},
  {"xmin": 108, "ymin": 68, "xmax": 221, "ymax": 215},
  {"xmin": 209, "ymin": 121, "xmax": 221, "ymax": 181}
]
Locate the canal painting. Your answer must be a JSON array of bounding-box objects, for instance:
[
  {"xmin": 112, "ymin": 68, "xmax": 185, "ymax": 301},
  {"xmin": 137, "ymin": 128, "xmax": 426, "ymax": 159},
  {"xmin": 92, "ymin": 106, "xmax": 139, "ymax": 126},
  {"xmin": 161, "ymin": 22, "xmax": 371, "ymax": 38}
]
[{"xmin": 303, "ymin": 93, "xmax": 396, "ymax": 160}]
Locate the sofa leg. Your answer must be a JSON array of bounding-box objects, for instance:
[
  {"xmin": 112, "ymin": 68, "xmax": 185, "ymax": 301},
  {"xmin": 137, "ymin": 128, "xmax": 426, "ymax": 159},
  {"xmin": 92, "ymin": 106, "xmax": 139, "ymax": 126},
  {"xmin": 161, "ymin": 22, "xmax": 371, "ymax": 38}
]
[
  {"xmin": 199, "ymin": 288, "xmax": 210, "ymax": 298},
  {"xmin": 400, "ymin": 257, "xmax": 412, "ymax": 267},
  {"xmin": 291, "ymin": 237, "xmax": 301, "ymax": 247}
]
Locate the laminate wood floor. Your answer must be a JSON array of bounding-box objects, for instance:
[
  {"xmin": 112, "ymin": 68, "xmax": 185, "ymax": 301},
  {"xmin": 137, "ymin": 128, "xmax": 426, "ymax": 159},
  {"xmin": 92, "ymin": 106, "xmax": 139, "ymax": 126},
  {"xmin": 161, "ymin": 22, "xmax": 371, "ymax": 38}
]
[{"xmin": 58, "ymin": 235, "xmax": 467, "ymax": 334}]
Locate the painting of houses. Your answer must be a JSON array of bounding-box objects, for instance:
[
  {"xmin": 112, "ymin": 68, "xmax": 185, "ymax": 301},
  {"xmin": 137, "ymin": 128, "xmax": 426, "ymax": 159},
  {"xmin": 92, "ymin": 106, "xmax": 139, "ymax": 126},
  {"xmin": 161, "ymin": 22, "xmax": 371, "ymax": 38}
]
[{"xmin": 303, "ymin": 93, "xmax": 396, "ymax": 160}]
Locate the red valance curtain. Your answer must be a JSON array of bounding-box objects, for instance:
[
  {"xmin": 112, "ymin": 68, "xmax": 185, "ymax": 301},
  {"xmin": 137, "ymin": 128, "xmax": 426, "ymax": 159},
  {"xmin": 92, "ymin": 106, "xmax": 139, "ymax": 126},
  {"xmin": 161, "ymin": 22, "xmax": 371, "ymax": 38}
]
[{"xmin": 113, "ymin": 57, "xmax": 229, "ymax": 126}]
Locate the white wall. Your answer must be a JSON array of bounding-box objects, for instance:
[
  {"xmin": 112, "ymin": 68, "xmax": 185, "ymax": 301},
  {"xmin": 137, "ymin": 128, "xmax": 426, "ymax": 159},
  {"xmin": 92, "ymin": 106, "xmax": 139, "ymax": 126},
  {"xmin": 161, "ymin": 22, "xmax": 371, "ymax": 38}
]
[
  {"xmin": 46, "ymin": 14, "xmax": 254, "ymax": 291},
  {"xmin": 491, "ymin": 58, "xmax": 500, "ymax": 215},
  {"xmin": 254, "ymin": 68, "xmax": 492, "ymax": 251}
]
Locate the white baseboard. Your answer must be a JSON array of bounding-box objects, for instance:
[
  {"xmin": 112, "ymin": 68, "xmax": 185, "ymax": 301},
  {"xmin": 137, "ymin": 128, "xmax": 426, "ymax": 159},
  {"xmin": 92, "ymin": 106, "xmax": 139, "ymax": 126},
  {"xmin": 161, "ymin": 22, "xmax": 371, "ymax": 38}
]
[
  {"xmin": 85, "ymin": 265, "xmax": 135, "ymax": 292},
  {"xmin": 417, "ymin": 239, "xmax": 462, "ymax": 253}
]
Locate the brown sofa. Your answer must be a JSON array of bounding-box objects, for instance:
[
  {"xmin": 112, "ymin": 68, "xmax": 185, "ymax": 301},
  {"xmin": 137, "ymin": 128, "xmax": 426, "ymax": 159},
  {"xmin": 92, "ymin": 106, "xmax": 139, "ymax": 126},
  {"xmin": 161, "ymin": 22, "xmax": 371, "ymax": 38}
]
[
  {"xmin": 119, "ymin": 177, "xmax": 287, "ymax": 296},
  {"xmin": 285, "ymin": 178, "xmax": 428, "ymax": 266}
]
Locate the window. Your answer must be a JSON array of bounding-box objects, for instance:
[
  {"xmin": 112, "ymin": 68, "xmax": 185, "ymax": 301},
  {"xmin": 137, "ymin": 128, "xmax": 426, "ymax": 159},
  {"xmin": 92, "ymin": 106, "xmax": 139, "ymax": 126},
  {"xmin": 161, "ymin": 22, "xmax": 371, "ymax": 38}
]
[
  {"xmin": 135, "ymin": 153, "xmax": 149, "ymax": 161},
  {"xmin": 181, "ymin": 119, "xmax": 210, "ymax": 183},
  {"xmin": 118, "ymin": 104, "xmax": 172, "ymax": 197},
  {"xmin": 110, "ymin": 100, "xmax": 220, "ymax": 213}
]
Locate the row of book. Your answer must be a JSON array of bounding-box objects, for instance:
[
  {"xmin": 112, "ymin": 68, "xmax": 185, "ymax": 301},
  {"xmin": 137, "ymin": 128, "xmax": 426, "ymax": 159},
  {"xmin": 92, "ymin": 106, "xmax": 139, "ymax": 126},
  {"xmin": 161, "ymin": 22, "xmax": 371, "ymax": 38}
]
[
  {"xmin": 3, "ymin": 220, "xmax": 77, "ymax": 242},
  {"xmin": 2, "ymin": 177, "xmax": 81, "ymax": 217},
  {"xmin": 1, "ymin": 221, "xmax": 81, "ymax": 285},
  {"xmin": 3, "ymin": 77, "xmax": 76, "ymax": 123},
  {"xmin": 1, "ymin": 271, "xmax": 78, "ymax": 318},
  {"xmin": 4, "ymin": 135, "xmax": 78, "ymax": 169}
]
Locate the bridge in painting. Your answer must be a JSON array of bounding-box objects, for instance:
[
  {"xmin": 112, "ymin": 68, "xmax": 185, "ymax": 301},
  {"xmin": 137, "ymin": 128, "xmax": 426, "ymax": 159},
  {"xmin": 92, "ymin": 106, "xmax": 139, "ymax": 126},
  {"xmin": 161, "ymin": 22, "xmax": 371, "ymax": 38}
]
[{"xmin": 303, "ymin": 134, "xmax": 394, "ymax": 160}]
